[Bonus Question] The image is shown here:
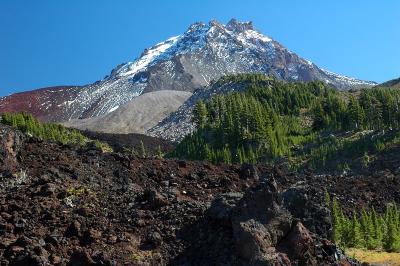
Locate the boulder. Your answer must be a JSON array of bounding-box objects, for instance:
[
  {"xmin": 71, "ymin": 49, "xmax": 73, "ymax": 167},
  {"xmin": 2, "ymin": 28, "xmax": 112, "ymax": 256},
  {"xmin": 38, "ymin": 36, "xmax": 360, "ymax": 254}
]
[
  {"xmin": 281, "ymin": 222, "xmax": 314, "ymax": 259},
  {"xmin": 144, "ymin": 231, "xmax": 163, "ymax": 249},
  {"xmin": 0, "ymin": 126, "xmax": 25, "ymax": 175},
  {"xmin": 207, "ymin": 192, "xmax": 243, "ymax": 226},
  {"xmin": 231, "ymin": 182, "xmax": 292, "ymax": 264},
  {"xmin": 281, "ymin": 184, "xmax": 332, "ymax": 238},
  {"xmin": 239, "ymin": 164, "xmax": 259, "ymax": 180}
]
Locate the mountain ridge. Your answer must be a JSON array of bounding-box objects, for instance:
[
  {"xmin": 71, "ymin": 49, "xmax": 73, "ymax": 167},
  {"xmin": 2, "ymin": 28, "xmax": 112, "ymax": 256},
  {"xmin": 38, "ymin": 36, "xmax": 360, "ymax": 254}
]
[{"xmin": 376, "ymin": 77, "xmax": 400, "ymax": 88}]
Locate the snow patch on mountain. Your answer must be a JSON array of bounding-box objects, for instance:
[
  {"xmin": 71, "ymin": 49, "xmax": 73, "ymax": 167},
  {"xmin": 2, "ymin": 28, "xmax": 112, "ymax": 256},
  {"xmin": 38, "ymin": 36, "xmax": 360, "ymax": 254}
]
[
  {"xmin": 116, "ymin": 36, "xmax": 181, "ymax": 77},
  {"xmin": 321, "ymin": 68, "xmax": 375, "ymax": 87}
]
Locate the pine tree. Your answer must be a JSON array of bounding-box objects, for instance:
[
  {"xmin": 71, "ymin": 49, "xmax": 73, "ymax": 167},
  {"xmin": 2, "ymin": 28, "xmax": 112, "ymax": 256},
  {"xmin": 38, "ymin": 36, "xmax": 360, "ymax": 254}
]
[
  {"xmin": 222, "ymin": 146, "xmax": 231, "ymax": 164},
  {"xmin": 324, "ymin": 191, "xmax": 331, "ymax": 208},
  {"xmin": 384, "ymin": 205, "xmax": 400, "ymax": 251},
  {"xmin": 192, "ymin": 100, "xmax": 208, "ymax": 128},
  {"xmin": 347, "ymin": 96, "xmax": 365, "ymax": 130},
  {"xmin": 349, "ymin": 212, "xmax": 364, "ymax": 248},
  {"xmin": 370, "ymin": 207, "xmax": 382, "ymax": 249},
  {"xmin": 332, "ymin": 198, "xmax": 343, "ymax": 244}
]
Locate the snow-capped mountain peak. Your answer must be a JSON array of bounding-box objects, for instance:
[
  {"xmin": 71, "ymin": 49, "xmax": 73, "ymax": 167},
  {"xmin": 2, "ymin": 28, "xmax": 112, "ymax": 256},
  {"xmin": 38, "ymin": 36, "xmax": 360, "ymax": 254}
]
[
  {"xmin": 0, "ymin": 18, "xmax": 376, "ymax": 124},
  {"xmin": 112, "ymin": 19, "xmax": 276, "ymax": 80}
]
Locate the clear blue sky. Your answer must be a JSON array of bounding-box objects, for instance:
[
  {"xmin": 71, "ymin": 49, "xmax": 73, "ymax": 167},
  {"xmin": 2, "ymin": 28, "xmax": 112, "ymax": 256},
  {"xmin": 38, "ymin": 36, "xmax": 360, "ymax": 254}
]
[{"xmin": 0, "ymin": 0, "xmax": 399, "ymax": 96}]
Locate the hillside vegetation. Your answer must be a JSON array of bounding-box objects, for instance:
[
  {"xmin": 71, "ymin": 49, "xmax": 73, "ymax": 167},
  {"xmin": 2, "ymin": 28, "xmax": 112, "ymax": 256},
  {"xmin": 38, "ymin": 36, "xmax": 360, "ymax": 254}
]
[
  {"xmin": 328, "ymin": 195, "xmax": 400, "ymax": 251},
  {"xmin": 170, "ymin": 74, "xmax": 400, "ymax": 172},
  {"xmin": 0, "ymin": 112, "xmax": 112, "ymax": 151}
]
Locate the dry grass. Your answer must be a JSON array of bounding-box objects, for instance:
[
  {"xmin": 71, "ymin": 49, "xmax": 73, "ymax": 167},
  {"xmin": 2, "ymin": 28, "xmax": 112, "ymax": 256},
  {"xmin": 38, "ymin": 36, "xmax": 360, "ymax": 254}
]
[{"xmin": 347, "ymin": 248, "xmax": 400, "ymax": 266}]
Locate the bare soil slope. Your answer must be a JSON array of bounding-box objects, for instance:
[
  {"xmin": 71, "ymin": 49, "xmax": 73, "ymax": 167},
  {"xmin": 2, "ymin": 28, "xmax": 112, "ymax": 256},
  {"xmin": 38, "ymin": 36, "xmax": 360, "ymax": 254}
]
[{"xmin": 64, "ymin": 90, "xmax": 192, "ymax": 134}]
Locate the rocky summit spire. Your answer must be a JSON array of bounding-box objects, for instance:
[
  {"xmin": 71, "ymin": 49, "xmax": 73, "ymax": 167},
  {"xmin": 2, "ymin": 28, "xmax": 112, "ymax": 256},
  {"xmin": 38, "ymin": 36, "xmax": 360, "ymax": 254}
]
[
  {"xmin": 226, "ymin": 18, "xmax": 254, "ymax": 32},
  {"xmin": 208, "ymin": 19, "xmax": 224, "ymax": 28},
  {"xmin": 187, "ymin": 21, "xmax": 207, "ymax": 32}
]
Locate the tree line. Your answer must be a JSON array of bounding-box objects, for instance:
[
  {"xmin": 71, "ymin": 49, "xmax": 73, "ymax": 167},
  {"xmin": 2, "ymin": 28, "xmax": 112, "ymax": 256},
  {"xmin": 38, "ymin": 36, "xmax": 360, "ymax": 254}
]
[
  {"xmin": 328, "ymin": 194, "xmax": 400, "ymax": 251},
  {"xmin": 312, "ymin": 87, "xmax": 400, "ymax": 131},
  {"xmin": 0, "ymin": 112, "xmax": 112, "ymax": 151},
  {"xmin": 170, "ymin": 74, "xmax": 400, "ymax": 169}
]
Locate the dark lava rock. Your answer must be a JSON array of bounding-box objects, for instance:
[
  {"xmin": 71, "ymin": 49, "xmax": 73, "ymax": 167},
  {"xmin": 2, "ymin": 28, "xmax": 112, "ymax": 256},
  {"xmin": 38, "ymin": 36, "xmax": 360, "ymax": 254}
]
[
  {"xmin": 65, "ymin": 220, "xmax": 81, "ymax": 237},
  {"xmin": 201, "ymin": 179, "xmax": 359, "ymax": 265},
  {"xmin": 142, "ymin": 188, "xmax": 169, "ymax": 208},
  {"xmin": 8, "ymin": 253, "xmax": 48, "ymax": 266},
  {"xmin": 143, "ymin": 231, "xmax": 163, "ymax": 250},
  {"xmin": 239, "ymin": 164, "xmax": 259, "ymax": 180},
  {"xmin": 0, "ymin": 124, "xmax": 372, "ymax": 265},
  {"xmin": 280, "ymin": 222, "xmax": 314, "ymax": 259},
  {"xmin": 178, "ymin": 160, "xmax": 187, "ymax": 168},
  {"xmin": 44, "ymin": 234, "xmax": 59, "ymax": 248},
  {"xmin": 39, "ymin": 183, "xmax": 57, "ymax": 197},
  {"xmin": 208, "ymin": 192, "xmax": 243, "ymax": 226},
  {"xmin": 0, "ymin": 125, "xmax": 25, "ymax": 174},
  {"xmin": 81, "ymin": 229, "xmax": 102, "ymax": 245},
  {"xmin": 49, "ymin": 254, "xmax": 62, "ymax": 264},
  {"xmin": 14, "ymin": 236, "xmax": 33, "ymax": 247},
  {"xmin": 106, "ymin": 235, "xmax": 118, "ymax": 245},
  {"xmin": 0, "ymin": 222, "xmax": 14, "ymax": 234},
  {"xmin": 231, "ymin": 182, "xmax": 292, "ymax": 264},
  {"xmin": 282, "ymin": 184, "xmax": 332, "ymax": 238},
  {"xmin": 13, "ymin": 218, "xmax": 27, "ymax": 233},
  {"xmin": 68, "ymin": 248, "xmax": 95, "ymax": 266}
]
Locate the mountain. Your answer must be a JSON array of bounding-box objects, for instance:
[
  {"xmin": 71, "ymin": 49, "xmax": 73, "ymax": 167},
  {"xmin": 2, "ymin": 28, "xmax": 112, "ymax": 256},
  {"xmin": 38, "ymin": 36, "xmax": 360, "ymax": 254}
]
[
  {"xmin": 0, "ymin": 19, "xmax": 376, "ymax": 124},
  {"xmin": 376, "ymin": 77, "xmax": 400, "ymax": 88}
]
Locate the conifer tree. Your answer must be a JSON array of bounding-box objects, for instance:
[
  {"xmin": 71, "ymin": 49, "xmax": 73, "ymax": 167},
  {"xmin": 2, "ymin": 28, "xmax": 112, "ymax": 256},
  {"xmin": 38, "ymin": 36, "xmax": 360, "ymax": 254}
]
[
  {"xmin": 349, "ymin": 212, "xmax": 364, "ymax": 248},
  {"xmin": 192, "ymin": 100, "xmax": 208, "ymax": 128},
  {"xmin": 332, "ymin": 198, "xmax": 343, "ymax": 244},
  {"xmin": 324, "ymin": 191, "xmax": 331, "ymax": 208},
  {"xmin": 384, "ymin": 205, "xmax": 400, "ymax": 251}
]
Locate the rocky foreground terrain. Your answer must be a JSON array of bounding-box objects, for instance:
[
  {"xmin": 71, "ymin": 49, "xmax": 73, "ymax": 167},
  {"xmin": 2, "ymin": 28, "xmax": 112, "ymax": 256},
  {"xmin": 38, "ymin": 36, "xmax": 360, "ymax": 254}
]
[{"xmin": 1, "ymin": 124, "xmax": 400, "ymax": 265}]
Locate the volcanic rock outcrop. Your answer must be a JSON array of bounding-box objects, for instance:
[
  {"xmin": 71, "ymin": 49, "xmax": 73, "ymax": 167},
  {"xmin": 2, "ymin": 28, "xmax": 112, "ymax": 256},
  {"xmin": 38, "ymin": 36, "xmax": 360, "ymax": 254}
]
[{"xmin": 0, "ymin": 124, "xmax": 383, "ymax": 265}]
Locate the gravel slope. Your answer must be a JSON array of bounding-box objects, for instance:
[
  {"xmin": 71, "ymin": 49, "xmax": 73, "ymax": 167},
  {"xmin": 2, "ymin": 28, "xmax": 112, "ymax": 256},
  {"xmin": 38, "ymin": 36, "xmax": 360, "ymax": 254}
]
[{"xmin": 63, "ymin": 90, "xmax": 192, "ymax": 134}]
